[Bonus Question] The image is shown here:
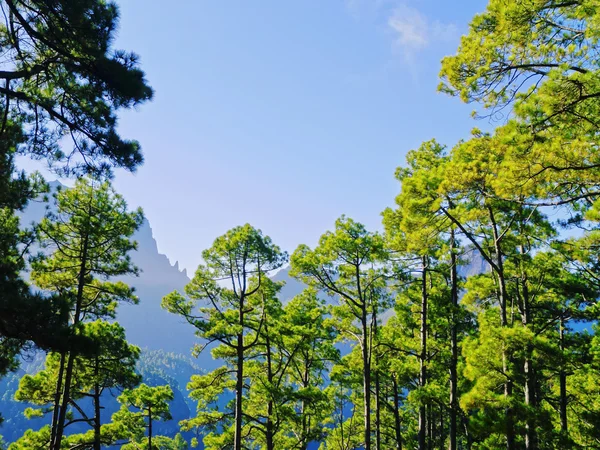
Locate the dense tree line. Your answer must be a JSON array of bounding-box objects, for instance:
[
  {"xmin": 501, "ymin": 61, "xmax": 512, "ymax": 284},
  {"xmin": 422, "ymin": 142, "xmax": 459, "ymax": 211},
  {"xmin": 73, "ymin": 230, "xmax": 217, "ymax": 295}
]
[
  {"xmin": 161, "ymin": 1, "xmax": 600, "ymax": 448},
  {"xmin": 4, "ymin": 0, "xmax": 600, "ymax": 449}
]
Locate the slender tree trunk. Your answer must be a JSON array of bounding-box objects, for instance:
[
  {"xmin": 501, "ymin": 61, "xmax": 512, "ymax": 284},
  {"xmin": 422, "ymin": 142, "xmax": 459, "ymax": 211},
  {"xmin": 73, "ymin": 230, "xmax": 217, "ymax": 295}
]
[
  {"xmin": 339, "ymin": 387, "xmax": 346, "ymax": 450},
  {"xmin": 559, "ymin": 314, "xmax": 568, "ymax": 437},
  {"xmin": 489, "ymin": 208, "xmax": 515, "ymax": 450},
  {"xmin": 50, "ymin": 351, "xmax": 66, "ymax": 446},
  {"xmin": 234, "ymin": 309, "xmax": 244, "ymax": 450},
  {"xmin": 392, "ymin": 375, "xmax": 402, "ymax": 450},
  {"xmin": 362, "ymin": 306, "xmax": 372, "ymax": 450},
  {"xmin": 265, "ymin": 319, "xmax": 274, "ymax": 450},
  {"xmin": 440, "ymin": 406, "xmax": 444, "ymax": 450},
  {"xmin": 429, "ymin": 403, "xmax": 434, "ymax": 450},
  {"xmin": 419, "ymin": 257, "xmax": 428, "ymax": 450},
  {"xmin": 53, "ymin": 232, "xmax": 89, "ymax": 450},
  {"xmin": 300, "ymin": 394, "xmax": 308, "ymax": 450},
  {"xmin": 375, "ymin": 375, "xmax": 381, "ymax": 450},
  {"xmin": 55, "ymin": 353, "xmax": 76, "ymax": 449},
  {"xmin": 354, "ymin": 259, "xmax": 372, "ymax": 450},
  {"xmin": 462, "ymin": 413, "xmax": 472, "ymax": 450},
  {"xmin": 93, "ymin": 357, "xmax": 101, "ymax": 450},
  {"xmin": 266, "ymin": 401, "xmax": 274, "ymax": 450},
  {"xmin": 519, "ymin": 244, "xmax": 536, "ymax": 450},
  {"xmin": 300, "ymin": 365, "xmax": 310, "ymax": 450},
  {"xmin": 449, "ymin": 228, "xmax": 458, "ymax": 450},
  {"xmin": 374, "ymin": 310, "xmax": 382, "ymax": 450},
  {"xmin": 148, "ymin": 406, "xmax": 152, "ymax": 450}
]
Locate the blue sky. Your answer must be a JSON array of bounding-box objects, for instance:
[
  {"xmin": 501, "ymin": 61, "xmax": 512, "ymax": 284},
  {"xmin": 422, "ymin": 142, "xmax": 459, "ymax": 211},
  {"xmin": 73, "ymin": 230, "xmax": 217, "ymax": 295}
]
[{"xmin": 19, "ymin": 0, "xmax": 489, "ymax": 273}]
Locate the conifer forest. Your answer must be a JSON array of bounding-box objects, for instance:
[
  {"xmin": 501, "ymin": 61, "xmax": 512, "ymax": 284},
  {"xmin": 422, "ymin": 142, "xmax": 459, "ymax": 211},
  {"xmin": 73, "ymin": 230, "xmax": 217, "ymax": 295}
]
[{"xmin": 3, "ymin": 1, "xmax": 600, "ymax": 449}]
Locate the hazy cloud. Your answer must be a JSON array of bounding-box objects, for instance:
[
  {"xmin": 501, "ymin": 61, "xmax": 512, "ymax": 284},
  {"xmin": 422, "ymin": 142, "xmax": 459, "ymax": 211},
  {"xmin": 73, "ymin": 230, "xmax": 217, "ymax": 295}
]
[
  {"xmin": 343, "ymin": 0, "xmax": 460, "ymax": 83},
  {"xmin": 388, "ymin": 4, "xmax": 458, "ymax": 58}
]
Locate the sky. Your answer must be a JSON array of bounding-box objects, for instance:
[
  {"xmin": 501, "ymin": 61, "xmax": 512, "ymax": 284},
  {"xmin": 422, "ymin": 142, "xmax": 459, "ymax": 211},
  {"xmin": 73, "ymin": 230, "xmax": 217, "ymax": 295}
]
[{"xmin": 19, "ymin": 0, "xmax": 490, "ymax": 274}]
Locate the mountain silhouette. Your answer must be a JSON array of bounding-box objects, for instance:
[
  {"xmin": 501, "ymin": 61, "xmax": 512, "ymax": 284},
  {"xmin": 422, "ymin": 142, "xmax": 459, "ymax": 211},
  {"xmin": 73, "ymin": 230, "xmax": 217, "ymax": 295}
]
[{"xmin": 17, "ymin": 181, "xmax": 307, "ymax": 369}]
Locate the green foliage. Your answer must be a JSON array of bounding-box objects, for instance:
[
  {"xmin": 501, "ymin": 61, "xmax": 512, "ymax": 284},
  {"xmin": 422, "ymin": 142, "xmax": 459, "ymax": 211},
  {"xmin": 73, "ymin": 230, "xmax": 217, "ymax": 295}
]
[
  {"xmin": 8, "ymin": 2, "xmax": 600, "ymax": 450},
  {"xmin": 114, "ymin": 383, "xmax": 175, "ymax": 449},
  {"xmin": 0, "ymin": 130, "xmax": 70, "ymax": 381},
  {"xmin": 163, "ymin": 224, "xmax": 287, "ymax": 450},
  {"xmin": 0, "ymin": 0, "xmax": 153, "ymax": 175},
  {"xmin": 0, "ymin": 0, "xmax": 152, "ymax": 410},
  {"xmin": 291, "ymin": 216, "xmax": 391, "ymax": 450},
  {"xmin": 118, "ymin": 383, "xmax": 174, "ymax": 426},
  {"xmin": 15, "ymin": 320, "xmax": 140, "ymax": 416},
  {"xmin": 10, "ymin": 177, "xmax": 144, "ymax": 449}
]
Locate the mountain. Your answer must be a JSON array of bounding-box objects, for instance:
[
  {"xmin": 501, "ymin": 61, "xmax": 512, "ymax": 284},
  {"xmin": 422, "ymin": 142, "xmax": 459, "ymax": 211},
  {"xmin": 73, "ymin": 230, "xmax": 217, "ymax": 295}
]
[
  {"xmin": 19, "ymin": 181, "xmax": 196, "ymax": 357},
  {"xmin": 3, "ymin": 181, "xmax": 488, "ymax": 445},
  {"xmin": 1, "ymin": 181, "xmax": 306, "ymax": 445},
  {"xmin": 1, "ymin": 182, "xmax": 204, "ymax": 443},
  {"xmin": 271, "ymin": 266, "xmax": 305, "ymax": 302},
  {"xmin": 114, "ymin": 217, "xmax": 196, "ymax": 356}
]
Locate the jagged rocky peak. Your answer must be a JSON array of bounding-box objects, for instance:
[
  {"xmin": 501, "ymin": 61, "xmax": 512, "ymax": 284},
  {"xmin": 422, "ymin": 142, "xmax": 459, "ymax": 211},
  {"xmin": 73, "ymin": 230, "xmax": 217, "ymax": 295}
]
[{"xmin": 171, "ymin": 260, "xmax": 188, "ymax": 277}]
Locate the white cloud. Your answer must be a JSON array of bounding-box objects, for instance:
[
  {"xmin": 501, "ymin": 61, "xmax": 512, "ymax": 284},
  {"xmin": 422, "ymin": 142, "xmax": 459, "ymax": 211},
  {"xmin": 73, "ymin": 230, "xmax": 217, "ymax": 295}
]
[
  {"xmin": 388, "ymin": 4, "xmax": 429, "ymax": 50},
  {"xmin": 388, "ymin": 4, "xmax": 458, "ymax": 57},
  {"xmin": 342, "ymin": 1, "xmax": 459, "ymax": 83}
]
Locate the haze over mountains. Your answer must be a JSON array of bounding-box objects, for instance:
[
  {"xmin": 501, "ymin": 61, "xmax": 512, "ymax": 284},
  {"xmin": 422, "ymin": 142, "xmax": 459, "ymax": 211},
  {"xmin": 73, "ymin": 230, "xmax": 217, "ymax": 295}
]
[
  {"xmin": 19, "ymin": 181, "xmax": 307, "ymax": 367},
  {"xmin": 20, "ymin": 181, "xmax": 486, "ymax": 361},
  {"xmin": 1, "ymin": 181, "xmax": 489, "ymax": 445}
]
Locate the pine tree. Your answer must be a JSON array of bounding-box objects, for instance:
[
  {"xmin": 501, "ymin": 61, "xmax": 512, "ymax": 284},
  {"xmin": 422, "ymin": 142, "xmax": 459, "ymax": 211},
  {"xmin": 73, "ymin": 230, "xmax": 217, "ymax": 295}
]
[
  {"xmin": 14, "ymin": 177, "xmax": 143, "ymax": 449},
  {"xmin": 115, "ymin": 384, "xmax": 175, "ymax": 450},
  {"xmin": 291, "ymin": 216, "xmax": 390, "ymax": 450},
  {"xmin": 245, "ymin": 287, "xmax": 339, "ymax": 449},
  {"xmin": 277, "ymin": 289, "xmax": 339, "ymax": 449},
  {"xmin": 162, "ymin": 224, "xmax": 287, "ymax": 450},
  {"xmin": 0, "ymin": 0, "xmax": 152, "ymax": 393},
  {"xmin": 0, "ymin": 0, "xmax": 153, "ymax": 175}
]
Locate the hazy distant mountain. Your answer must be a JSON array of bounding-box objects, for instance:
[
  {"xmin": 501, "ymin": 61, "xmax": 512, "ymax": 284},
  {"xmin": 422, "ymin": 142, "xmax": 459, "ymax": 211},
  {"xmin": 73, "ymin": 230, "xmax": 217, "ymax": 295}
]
[
  {"xmin": 2, "ymin": 182, "xmax": 205, "ymax": 443},
  {"xmin": 271, "ymin": 266, "xmax": 305, "ymax": 302},
  {"xmin": 458, "ymin": 248, "xmax": 488, "ymax": 279},
  {"xmin": 18, "ymin": 183, "xmax": 488, "ymax": 359},
  {"xmin": 17, "ymin": 183, "xmax": 308, "ymax": 371},
  {"xmin": 19, "ymin": 181, "xmax": 197, "ymax": 359},
  {"xmin": 5, "ymin": 181, "xmax": 489, "ymax": 445},
  {"xmin": 114, "ymin": 216, "xmax": 196, "ymax": 356}
]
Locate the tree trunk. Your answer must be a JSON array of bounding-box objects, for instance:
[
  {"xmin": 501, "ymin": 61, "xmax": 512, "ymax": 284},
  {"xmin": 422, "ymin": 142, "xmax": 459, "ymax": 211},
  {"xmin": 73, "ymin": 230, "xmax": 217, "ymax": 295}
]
[
  {"xmin": 93, "ymin": 357, "xmax": 101, "ymax": 450},
  {"xmin": 148, "ymin": 406, "xmax": 153, "ymax": 450},
  {"xmin": 393, "ymin": 375, "xmax": 402, "ymax": 450},
  {"xmin": 54, "ymin": 353, "xmax": 75, "ymax": 449},
  {"xmin": 429, "ymin": 403, "xmax": 434, "ymax": 450},
  {"xmin": 374, "ymin": 311, "xmax": 382, "ymax": 450},
  {"xmin": 489, "ymin": 208, "xmax": 515, "ymax": 450},
  {"xmin": 362, "ymin": 305, "xmax": 372, "ymax": 450},
  {"xmin": 300, "ymin": 396, "xmax": 308, "ymax": 450},
  {"xmin": 53, "ymin": 232, "xmax": 89, "ymax": 450},
  {"xmin": 439, "ymin": 405, "xmax": 444, "ymax": 450},
  {"xmin": 50, "ymin": 351, "xmax": 66, "ymax": 447},
  {"xmin": 375, "ymin": 371, "xmax": 382, "ymax": 449},
  {"xmin": 266, "ymin": 402, "xmax": 274, "ymax": 450},
  {"xmin": 300, "ymin": 364, "xmax": 310, "ymax": 450},
  {"xmin": 419, "ymin": 257, "xmax": 428, "ymax": 450},
  {"xmin": 338, "ymin": 387, "xmax": 346, "ymax": 449},
  {"xmin": 265, "ymin": 317, "xmax": 274, "ymax": 450},
  {"xmin": 462, "ymin": 413, "xmax": 473, "ymax": 450},
  {"xmin": 449, "ymin": 228, "xmax": 458, "ymax": 450},
  {"xmin": 234, "ymin": 330, "xmax": 244, "ymax": 449},
  {"xmin": 559, "ymin": 314, "xmax": 568, "ymax": 437},
  {"xmin": 519, "ymin": 244, "xmax": 536, "ymax": 450}
]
